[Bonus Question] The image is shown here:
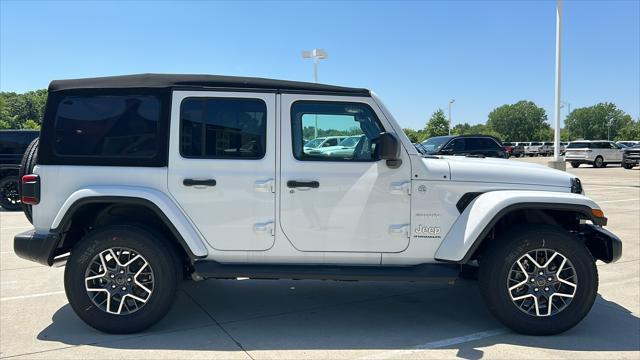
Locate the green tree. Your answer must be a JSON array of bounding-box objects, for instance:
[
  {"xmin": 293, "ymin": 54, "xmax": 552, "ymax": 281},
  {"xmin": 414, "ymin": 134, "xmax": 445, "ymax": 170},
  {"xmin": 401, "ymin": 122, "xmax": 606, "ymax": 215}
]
[
  {"xmin": 0, "ymin": 89, "xmax": 47, "ymax": 129},
  {"xmin": 451, "ymin": 122, "xmax": 472, "ymax": 135},
  {"xmin": 425, "ymin": 109, "xmax": 449, "ymax": 138},
  {"xmin": 487, "ymin": 100, "xmax": 549, "ymax": 141},
  {"xmin": 564, "ymin": 103, "xmax": 631, "ymax": 140},
  {"xmin": 615, "ymin": 120, "xmax": 640, "ymax": 141},
  {"xmin": 403, "ymin": 128, "xmax": 419, "ymax": 143}
]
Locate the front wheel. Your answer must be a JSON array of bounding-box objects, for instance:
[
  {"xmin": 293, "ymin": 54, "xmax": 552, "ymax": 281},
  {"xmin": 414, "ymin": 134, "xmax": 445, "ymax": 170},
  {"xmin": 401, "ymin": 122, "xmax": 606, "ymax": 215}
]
[
  {"xmin": 479, "ymin": 225, "xmax": 598, "ymax": 335},
  {"xmin": 570, "ymin": 162, "xmax": 580, "ymax": 168},
  {"xmin": 0, "ymin": 175, "xmax": 21, "ymax": 211},
  {"xmin": 623, "ymin": 163, "xmax": 634, "ymax": 169},
  {"xmin": 65, "ymin": 225, "xmax": 179, "ymax": 333}
]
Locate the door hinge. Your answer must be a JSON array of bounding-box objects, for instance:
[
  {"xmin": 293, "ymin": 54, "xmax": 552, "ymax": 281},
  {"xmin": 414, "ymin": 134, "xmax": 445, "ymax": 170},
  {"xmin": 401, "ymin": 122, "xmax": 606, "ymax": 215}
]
[
  {"xmin": 254, "ymin": 221, "xmax": 275, "ymax": 236},
  {"xmin": 389, "ymin": 224, "xmax": 411, "ymax": 238},
  {"xmin": 255, "ymin": 179, "xmax": 275, "ymax": 193},
  {"xmin": 390, "ymin": 181, "xmax": 411, "ymax": 195}
]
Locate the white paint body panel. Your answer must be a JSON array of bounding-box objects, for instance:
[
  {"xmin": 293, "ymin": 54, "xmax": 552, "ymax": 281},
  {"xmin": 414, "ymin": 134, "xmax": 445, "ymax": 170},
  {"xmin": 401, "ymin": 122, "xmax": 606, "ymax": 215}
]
[
  {"xmin": 167, "ymin": 91, "xmax": 277, "ymax": 252},
  {"xmin": 28, "ymin": 91, "xmax": 608, "ymax": 268},
  {"xmin": 433, "ymin": 190, "xmax": 599, "ymax": 262},
  {"xmin": 278, "ymin": 94, "xmax": 412, "ymax": 255}
]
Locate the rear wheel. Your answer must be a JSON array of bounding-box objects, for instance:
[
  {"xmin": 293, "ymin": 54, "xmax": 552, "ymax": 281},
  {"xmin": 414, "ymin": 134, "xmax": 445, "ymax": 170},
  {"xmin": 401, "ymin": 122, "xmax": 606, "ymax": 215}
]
[
  {"xmin": 65, "ymin": 225, "xmax": 179, "ymax": 333},
  {"xmin": 479, "ymin": 225, "xmax": 598, "ymax": 335},
  {"xmin": 0, "ymin": 175, "xmax": 21, "ymax": 211},
  {"xmin": 593, "ymin": 156, "xmax": 604, "ymax": 168},
  {"xmin": 570, "ymin": 162, "xmax": 580, "ymax": 168}
]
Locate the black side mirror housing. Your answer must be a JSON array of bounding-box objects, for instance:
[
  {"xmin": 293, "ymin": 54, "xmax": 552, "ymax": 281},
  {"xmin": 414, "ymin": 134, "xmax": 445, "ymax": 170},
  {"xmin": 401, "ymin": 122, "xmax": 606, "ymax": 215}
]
[{"xmin": 376, "ymin": 132, "xmax": 400, "ymax": 161}]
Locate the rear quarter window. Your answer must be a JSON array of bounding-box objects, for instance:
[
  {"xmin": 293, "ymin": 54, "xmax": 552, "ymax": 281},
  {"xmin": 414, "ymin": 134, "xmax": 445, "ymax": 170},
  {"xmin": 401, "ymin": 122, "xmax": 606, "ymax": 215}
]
[{"xmin": 38, "ymin": 89, "xmax": 170, "ymax": 167}]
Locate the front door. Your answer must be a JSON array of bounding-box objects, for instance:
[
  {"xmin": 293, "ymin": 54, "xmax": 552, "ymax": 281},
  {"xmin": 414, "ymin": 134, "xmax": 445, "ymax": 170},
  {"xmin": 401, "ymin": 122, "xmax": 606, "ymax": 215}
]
[
  {"xmin": 279, "ymin": 95, "xmax": 411, "ymax": 253},
  {"xmin": 168, "ymin": 91, "xmax": 276, "ymax": 251}
]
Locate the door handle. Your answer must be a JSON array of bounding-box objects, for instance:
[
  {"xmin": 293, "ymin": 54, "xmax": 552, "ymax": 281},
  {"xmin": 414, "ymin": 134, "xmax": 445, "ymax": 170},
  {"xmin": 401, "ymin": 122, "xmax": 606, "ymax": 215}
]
[
  {"xmin": 183, "ymin": 178, "xmax": 217, "ymax": 187},
  {"xmin": 287, "ymin": 180, "xmax": 320, "ymax": 189}
]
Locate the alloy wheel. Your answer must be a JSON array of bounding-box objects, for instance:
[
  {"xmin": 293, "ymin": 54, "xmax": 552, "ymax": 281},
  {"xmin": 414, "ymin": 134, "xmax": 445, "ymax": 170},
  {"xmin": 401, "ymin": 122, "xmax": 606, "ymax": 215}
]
[
  {"xmin": 84, "ymin": 247, "xmax": 154, "ymax": 315},
  {"xmin": 507, "ymin": 248, "xmax": 577, "ymax": 317}
]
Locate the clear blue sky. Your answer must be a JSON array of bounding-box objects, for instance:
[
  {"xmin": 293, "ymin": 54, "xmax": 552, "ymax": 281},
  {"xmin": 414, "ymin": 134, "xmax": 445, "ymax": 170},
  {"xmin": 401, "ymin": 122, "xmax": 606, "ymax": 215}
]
[{"xmin": 1, "ymin": 0, "xmax": 638, "ymax": 129}]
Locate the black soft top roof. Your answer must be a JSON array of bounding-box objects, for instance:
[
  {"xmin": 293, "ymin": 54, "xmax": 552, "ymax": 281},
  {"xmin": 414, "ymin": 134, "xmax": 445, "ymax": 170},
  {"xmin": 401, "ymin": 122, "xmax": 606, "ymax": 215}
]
[{"xmin": 48, "ymin": 73, "xmax": 370, "ymax": 95}]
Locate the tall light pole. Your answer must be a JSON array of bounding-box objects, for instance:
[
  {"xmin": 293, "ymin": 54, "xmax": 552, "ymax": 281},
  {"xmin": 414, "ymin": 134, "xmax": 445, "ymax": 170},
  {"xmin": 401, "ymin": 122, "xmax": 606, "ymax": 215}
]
[
  {"xmin": 302, "ymin": 49, "xmax": 328, "ymax": 138},
  {"xmin": 550, "ymin": 0, "xmax": 565, "ymax": 170},
  {"xmin": 560, "ymin": 101, "xmax": 571, "ymax": 116},
  {"xmin": 448, "ymin": 99, "xmax": 455, "ymax": 135},
  {"xmin": 302, "ymin": 49, "xmax": 328, "ymax": 83}
]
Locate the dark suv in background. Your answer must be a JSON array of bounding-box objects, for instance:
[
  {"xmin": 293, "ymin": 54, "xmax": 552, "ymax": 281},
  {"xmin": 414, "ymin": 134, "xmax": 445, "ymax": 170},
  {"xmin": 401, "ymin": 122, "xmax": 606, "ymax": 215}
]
[
  {"xmin": 420, "ymin": 135, "xmax": 507, "ymax": 158},
  {"xmin": 0, "ymin": 130, "xmax": 39, "ymax": 210},
  {"xmin": 622, "ymin": 144, "xmax": 640, "ymax": 169}
]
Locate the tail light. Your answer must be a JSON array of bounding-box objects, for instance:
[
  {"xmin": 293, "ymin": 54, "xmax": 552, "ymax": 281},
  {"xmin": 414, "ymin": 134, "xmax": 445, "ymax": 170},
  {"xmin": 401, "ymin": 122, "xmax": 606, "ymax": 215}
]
[{"xmin": 21, "ymin": 174, "xmax": 40, "ymax": 205}]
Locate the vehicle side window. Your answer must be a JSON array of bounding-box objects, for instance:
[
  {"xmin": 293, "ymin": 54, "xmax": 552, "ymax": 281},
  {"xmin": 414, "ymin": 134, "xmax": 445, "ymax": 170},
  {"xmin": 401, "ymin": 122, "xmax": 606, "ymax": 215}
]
[
  {"xmin": 443, "ymin": 138, "xmax": 465, "ymax": 152},
  {"xmin": 291, "ymin": 101, "xmax": 384, "ymax": 161},
  {"xmin": 0, "ymin": 133, "xmax": 30, "ymax": 155},
  {"xmin": 180, "ymin": 98, "xmax": 267, "ymax": 159},
  {"xmin": 609, "ymin": 142, "xmax": 619, "ymax": 149},
  {"xmin": 54, "ymin": 95, "xmax": 161, "ymax": 158}
]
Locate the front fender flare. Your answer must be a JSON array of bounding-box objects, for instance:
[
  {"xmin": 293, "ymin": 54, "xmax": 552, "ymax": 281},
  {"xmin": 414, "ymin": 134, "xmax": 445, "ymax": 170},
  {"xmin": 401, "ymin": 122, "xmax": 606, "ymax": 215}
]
[
  {"xmin": 434, "ymin": 190, "xmax": 603, "ymax": 263},
  {"xmin": 51, "ymin": 186, "xmax": 208, "ymax": 258}
]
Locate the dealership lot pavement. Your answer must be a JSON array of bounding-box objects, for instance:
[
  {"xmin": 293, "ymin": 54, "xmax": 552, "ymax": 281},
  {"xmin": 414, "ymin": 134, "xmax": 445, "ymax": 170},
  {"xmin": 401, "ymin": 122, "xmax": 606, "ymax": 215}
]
[{"xmin": 1, "ymin": 158, "xmax": 638, "ymax": 359}]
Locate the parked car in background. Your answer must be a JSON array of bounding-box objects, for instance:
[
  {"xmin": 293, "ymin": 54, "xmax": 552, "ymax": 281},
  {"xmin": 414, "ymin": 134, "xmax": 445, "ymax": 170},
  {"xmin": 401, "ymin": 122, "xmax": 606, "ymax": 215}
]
[
  {"xmin": 617, "ymin": 141, "xmax": 640, "ymax": 148},
  {"xmin": 560, "ymin": 142, "xmax": 569, "ymax": 155},
  {"xmin": 303, "ymin": 136, "xmax": 348, "ymax": 152},
  {"xmin": 565, "ymin": 140, "xmax": 624, "ymax": 168},
  {"xmin": 622, "ymin": 144, "xmax": 640, "ymax": 169},
  {"xmin": 502, "ymin": 142, "xmax": 524, "ymax": 157},
  {"xmin": 540, "ymin": 142, "xmax": 554, "ymax": 156},
  {"xmin": 421, "ymin": 135, "xmax": 507, "ymax": 158},
  {"xmin": 307, "ymin": 135, "xmax": 365, "ymax": 158},
  {"xmin": 0, "ymin": 130, "xmax": 39, "ymax": 210}
]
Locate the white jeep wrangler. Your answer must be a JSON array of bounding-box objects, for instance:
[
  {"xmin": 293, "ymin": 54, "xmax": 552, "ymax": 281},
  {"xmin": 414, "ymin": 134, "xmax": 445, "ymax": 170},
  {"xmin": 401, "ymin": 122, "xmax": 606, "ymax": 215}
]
[{"xmin": 15, "ymin": 74, "xmax": 621, "ymax": 335}]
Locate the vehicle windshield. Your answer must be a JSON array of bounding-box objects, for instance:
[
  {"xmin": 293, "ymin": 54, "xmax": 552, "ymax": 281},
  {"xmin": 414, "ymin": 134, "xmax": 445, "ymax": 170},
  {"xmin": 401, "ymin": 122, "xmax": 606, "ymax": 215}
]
[
  {"xmin": 567, "ymin": 142, "xmax": 590, "ymax": 149},
  {"xmin": 304, "ymin": 138, "xmax": 325, "ymax": 148},
  {"xmin": 531, "ymin": 142, "xmax": 543, "ymax": 146},
  {"xmin": 338, "ymin": 136, "xmax": 360, "ymax": 147},
  {"xmin": 420, "ymin": 136, "xmax": 453, "ymax": 154}
]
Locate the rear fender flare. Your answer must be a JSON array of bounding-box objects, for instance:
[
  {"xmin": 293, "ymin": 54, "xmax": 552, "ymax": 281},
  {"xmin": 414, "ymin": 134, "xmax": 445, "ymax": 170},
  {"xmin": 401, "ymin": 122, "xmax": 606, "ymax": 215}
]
[{"xmin": 52, "ymin": 186, "xmax": 208, "ymax": 258}]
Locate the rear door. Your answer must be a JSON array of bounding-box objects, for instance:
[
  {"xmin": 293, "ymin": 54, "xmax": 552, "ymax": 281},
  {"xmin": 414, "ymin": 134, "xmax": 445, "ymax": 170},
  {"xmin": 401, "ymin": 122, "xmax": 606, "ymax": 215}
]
[{"xmin": 168, "ymin": 91, "xmax": 276, "ymax": 251}]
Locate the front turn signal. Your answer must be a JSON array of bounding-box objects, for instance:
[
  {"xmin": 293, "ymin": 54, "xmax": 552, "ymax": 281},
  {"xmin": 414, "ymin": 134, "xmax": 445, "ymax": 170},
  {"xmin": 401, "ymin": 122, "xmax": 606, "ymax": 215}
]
[{"xmin": 591, "ymin": 208, "xmax": 605, "ymax": 218}]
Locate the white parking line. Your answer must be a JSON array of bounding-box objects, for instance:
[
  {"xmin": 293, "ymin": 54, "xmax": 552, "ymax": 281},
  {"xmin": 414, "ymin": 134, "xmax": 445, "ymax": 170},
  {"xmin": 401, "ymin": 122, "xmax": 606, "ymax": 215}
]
[
  {"xmin": 361, "ymin": 328, "xmax": 507, "ymax": 360},
  {"xmin": 0, "ymin": 226, "xmax": 33, "ymax": 230},
  {"xmin": 0, "ymin": 290, "xmax": 65, "ymax": 302}
]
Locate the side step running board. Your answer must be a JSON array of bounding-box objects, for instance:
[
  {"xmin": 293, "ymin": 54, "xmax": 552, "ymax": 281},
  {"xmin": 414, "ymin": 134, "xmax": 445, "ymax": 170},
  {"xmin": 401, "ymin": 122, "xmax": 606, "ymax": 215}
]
[{"xmin": 192, "ymin": 261, "xmax": 459, "ymax": 282}]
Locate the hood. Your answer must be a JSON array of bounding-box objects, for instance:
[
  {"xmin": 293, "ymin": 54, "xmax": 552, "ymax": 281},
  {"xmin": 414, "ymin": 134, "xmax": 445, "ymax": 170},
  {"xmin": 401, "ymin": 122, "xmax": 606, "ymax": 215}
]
[{"xmin": 443, "ymin": 156, "xmax": 574, "ymax": 189}]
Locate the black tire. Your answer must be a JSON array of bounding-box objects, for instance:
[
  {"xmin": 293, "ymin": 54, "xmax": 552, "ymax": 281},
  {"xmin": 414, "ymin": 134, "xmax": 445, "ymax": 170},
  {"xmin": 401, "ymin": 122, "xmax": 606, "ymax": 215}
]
[
  {"xmin": 0, "ymin": 175, "xmax": 21, "ymax": 211},
  {"xmin": 593, "ymin": 156, "xmax": 604, "ymax": 168},
  {"xmin": 19, "ymin": 137, "xmax": 39, "ymax": 223},
  {"xmin": 479, "ymin": 225, "xmax": 598, "ymax": 335},
  {"xmin": 570, "ymin": 162, "xmax": 580, "ymax": 168},
  {"xmin": 64, "ymin": 224, "xmax": 179, "ymax": 334},
  {"xmin": 622, "ymin": 163, "xmax": 633, "ymax": 170}
]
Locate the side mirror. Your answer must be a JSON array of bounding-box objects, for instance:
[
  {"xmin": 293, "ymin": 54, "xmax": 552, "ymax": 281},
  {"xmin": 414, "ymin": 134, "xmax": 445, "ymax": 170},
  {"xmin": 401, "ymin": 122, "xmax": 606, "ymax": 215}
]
[{"xmin": 376, "ymin": 132, "xmax": 400, "ymax": 161}]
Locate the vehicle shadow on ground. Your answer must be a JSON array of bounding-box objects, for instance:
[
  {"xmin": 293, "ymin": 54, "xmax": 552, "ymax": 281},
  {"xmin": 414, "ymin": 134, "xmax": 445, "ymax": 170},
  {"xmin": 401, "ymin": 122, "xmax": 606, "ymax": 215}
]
[{"xmin": 37, "ymin": 281, "xmax": 639, "ymax": 358}]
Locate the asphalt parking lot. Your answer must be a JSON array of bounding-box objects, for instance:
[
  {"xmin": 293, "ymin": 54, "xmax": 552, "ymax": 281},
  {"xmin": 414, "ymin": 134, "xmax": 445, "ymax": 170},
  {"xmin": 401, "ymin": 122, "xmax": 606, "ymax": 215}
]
[{"xmin": 1, "ymin": 158, "xmax": 638, "ymax": 359}]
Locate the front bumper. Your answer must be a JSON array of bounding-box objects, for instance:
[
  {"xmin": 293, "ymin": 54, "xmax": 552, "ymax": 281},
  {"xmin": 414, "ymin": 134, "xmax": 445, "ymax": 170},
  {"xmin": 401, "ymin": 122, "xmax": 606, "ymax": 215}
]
[
  {"xmin": 14, "ymin": 230, "xmax": 60, "ymax": 266},
  {"xmin": 582, "ymin": 224, "xmax": 622, "ymax": 263},
  {"xmin": 623, "ymin": 156, "xmax": 640, "ymax": 165}
]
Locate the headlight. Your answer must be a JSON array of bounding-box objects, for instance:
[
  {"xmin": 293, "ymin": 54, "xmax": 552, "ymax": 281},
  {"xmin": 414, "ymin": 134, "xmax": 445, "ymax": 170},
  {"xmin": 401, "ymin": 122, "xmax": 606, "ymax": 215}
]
[{"xmin": 571, "ymin": 177, "xmax": 584, "ymax": 194}]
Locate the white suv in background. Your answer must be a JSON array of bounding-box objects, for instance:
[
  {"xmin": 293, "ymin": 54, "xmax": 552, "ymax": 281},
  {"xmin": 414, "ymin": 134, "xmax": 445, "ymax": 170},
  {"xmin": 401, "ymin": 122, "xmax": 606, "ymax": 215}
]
[{"xmin": 565, "ymin": 140, "xmax": 624, "ymax": 168}]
